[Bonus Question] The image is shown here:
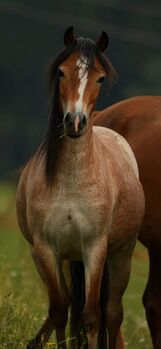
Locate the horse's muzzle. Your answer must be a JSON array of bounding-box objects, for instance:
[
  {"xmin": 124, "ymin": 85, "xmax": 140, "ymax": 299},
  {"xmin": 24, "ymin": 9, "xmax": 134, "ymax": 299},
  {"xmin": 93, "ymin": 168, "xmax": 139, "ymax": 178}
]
[{"xmin": 64, "ymin": 112, "xmax": 87, "ymax": 137}]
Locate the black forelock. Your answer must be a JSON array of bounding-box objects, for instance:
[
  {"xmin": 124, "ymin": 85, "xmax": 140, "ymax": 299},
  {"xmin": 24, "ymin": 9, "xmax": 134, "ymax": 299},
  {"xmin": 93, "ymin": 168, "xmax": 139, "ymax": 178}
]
[
  {"xmin": 48, "ymin": 38, "xmax": 95, "ymax": 97},
  {"xmin": 48, "ymin": 37, "xmax": 116, "ymax": 97}
]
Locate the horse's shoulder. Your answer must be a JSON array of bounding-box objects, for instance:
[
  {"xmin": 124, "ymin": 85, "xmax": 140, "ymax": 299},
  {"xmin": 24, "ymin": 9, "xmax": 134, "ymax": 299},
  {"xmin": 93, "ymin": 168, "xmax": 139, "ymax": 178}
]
[
  {"xmin": 93, "ymin": 125, "xmax": 128, "ymax": 146},
  {"xmin": 93, "ymin": 126, "xmax": 139, "ymax": 178}
]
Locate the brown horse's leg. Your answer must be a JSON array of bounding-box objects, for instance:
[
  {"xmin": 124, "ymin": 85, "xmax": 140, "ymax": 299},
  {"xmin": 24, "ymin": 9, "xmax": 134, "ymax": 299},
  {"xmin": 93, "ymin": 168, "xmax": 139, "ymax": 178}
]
[
  {"xmin": 27, "ymin": 296, "xmax": 68, "ymax": 349},
  {"xmin": 48, "ymin": 297, "xmax": 68, "ymax": 349},
  {"xmin": 116, "ymin": 329, "xmax": 125, "ymax": 349},
  {"xmin": 27, "ymin": 316, "xmax": 54, "ymax": 349},
  {"xmin": 27, "ymin": 244, "xmax": 68, "ymax": 349},
  {"xmin": 83, "ymin": 241, "xmax": 107, "ymax": 349},
  {"xmin": 107, "ymin": 248, "xmax": 133, "ymax": 349},
  {"xmin": 142, "ymin": 248, "xmax": 161, "ymax": 349}
]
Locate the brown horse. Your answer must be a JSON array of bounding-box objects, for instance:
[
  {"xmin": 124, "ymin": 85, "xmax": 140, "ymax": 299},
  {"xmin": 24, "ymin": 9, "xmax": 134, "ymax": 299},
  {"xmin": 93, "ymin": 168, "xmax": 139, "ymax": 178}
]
[
  {"xmin": 94, "ymin": 95, "xmax": 161, "ymax": 349},
  {"xmin": 16, "ymin": 29, "xmax": 144, "ymax": 349}
]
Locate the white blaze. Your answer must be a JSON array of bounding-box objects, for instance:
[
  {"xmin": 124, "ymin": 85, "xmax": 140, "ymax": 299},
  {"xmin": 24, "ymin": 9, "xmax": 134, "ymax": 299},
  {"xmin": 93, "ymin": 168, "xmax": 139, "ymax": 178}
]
[{"xmin": 75, "ymin": 57, "xmax": 88, "ymax": 112}]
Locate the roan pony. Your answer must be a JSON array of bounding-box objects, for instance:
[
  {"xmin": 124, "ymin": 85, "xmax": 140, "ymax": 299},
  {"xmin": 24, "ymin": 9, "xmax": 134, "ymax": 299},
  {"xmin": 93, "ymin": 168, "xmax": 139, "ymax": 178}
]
[
  {"xmin": 94, "ymin": 95, "xmax": 161, "ymax": 349},
  {"xmin": 16, "ymin": 28, "xmax": 144, "ymax": 349}
]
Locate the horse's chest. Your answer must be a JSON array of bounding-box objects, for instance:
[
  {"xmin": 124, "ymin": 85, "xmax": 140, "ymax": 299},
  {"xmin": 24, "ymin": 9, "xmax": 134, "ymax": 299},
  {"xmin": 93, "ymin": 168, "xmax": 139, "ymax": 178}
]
[{"xmin": 44, "ymin": 191, "xmax": 106, "ymax": 259}]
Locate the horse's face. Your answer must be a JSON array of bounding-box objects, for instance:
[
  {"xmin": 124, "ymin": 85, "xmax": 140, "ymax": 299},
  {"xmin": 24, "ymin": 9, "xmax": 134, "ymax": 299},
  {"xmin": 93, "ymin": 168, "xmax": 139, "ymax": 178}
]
[{"xmin": 59, "ymin": 53, "xmax": 107, "ymax": 137}]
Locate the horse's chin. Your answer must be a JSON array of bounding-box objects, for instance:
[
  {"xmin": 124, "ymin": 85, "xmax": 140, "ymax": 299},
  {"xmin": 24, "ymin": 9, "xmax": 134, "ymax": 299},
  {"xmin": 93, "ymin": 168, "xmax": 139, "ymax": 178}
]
[
  {"xmin": 67, "ymin": 134, "xmax": 82, "ymax": 139},
  {"xmin": 66, "ymin": 130, "xmax": 84, "ymax": 138}
]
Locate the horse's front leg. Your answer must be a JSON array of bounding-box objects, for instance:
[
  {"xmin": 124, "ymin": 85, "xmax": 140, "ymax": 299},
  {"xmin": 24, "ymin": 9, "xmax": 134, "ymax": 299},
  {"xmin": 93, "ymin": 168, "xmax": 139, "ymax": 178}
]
[
  {"xmin": 107, "ymin": 245, "xmax": 134, "ymax": 349},
  {"xmin": 83, "ymin": 238, "xmax": 107, "ymax": 349},
  {"xmin": 27, "ymin": 243, "xmax": 69, "ymax": 349}
]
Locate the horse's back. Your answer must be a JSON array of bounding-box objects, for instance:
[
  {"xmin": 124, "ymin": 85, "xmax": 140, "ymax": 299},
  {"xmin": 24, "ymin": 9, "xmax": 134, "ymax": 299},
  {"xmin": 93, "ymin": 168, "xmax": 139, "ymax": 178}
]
[
  {"xmin": 94, "ymin": 96, "xmax": 161, "ymax": 127},
  {"xmin": 94, "ymin": 96, "xmax": 161, "ymax": 147}
]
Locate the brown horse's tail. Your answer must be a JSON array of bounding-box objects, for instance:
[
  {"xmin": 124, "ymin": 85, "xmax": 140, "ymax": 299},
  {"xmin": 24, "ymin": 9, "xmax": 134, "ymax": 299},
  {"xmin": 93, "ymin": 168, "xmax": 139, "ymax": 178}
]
[{"xmin": 70, "ymin": 260, "xmax": 109, "ymax": 349}]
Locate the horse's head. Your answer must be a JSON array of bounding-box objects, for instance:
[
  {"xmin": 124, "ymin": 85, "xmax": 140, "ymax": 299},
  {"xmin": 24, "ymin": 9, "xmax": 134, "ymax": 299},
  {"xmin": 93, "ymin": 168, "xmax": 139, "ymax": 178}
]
[
  {"xmin": 59, "ymin": 27, "xmax": 109, "ymax": 137},
  {"xmin": 48, "ymin": 27, "xmax": 117, "ymax": 138},
  {"xmin": 42, "ymin": 28, "xmax": 117, "ymax": 184}
]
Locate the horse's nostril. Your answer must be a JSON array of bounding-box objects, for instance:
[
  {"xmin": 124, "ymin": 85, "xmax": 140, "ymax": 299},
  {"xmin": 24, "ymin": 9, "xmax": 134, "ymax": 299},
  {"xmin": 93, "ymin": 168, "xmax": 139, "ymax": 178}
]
[
  {"xmin": 65, "ymin": 112, "xmax": 71, "ymax": 123},
  {"xmin": 82, "ymin": 115, "xmax": 87, "ymax": 126},
  {"xmin": 64, "ymin": 112, "xmax": 86, "ymax": 136}
]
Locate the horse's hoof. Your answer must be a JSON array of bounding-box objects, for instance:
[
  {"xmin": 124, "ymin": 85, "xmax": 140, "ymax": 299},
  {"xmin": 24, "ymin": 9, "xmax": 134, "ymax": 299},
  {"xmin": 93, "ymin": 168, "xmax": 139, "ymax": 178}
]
[
  {"xmin": 26, "ymin": 343, "xmax": 35, "ymax": 349},
  {"xmin": 26, "ymin": 340, "xmax": 40, "ymax": 349}
]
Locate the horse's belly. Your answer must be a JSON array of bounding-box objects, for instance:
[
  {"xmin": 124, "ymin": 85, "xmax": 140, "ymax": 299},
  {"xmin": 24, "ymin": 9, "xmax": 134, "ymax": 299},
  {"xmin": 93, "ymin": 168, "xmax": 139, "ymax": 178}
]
[
  {"xmin": 47, "ymin": 219, "xmax": 82, "ymax": 260},
  {"xmin": 44, "ymin": 200, "xmax": 105, "ymax": 260}
]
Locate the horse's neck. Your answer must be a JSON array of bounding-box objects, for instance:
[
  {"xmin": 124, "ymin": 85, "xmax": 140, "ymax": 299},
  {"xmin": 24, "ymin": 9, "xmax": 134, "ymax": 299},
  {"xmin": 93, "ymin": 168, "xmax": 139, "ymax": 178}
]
[{"xmin": 56, "ymin": 128, "xmax": 97, "ymax": 185}]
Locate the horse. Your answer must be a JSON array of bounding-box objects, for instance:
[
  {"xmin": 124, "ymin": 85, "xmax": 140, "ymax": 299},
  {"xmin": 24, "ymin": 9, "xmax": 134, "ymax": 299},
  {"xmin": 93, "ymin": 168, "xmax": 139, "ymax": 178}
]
[
  {"xmin": 94, "ymin": 95, "xmax": 161, "ymax": 349},
  {"xmin": 16, "ymin": 28, "xmax": 144, "ymax": 349}
]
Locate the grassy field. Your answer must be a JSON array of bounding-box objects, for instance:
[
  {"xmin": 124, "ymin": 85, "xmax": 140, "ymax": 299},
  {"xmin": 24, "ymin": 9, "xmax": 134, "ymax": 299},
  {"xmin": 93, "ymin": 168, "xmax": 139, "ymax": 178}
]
[{"xmin": 0, "ymin": 182, "xmax": 152, "ymax": 348}]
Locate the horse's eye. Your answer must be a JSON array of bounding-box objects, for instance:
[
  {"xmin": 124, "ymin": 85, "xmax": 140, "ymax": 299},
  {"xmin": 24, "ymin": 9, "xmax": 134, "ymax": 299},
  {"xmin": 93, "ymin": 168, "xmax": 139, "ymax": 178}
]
[
  {"xmin": 97, "ymin": 76, "xmax": 105, "ymax": 84},
  {"xmin": 58, "ymin": 68, "xmax": 65, "ymax": 78}
]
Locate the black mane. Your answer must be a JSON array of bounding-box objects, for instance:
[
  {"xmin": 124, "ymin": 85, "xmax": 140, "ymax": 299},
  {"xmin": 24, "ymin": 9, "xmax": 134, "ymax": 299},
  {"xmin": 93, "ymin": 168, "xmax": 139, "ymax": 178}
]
[{"xmin": 39, "ymin": 37, "xmax": 117, "ymax": 186}]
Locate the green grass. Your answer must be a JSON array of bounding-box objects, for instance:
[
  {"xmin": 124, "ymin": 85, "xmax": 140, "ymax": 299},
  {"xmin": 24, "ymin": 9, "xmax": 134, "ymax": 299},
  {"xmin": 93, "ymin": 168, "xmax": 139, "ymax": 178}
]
[{"xmin": 0, "ymin": 182, "xmax": 152, "ymax": 348}]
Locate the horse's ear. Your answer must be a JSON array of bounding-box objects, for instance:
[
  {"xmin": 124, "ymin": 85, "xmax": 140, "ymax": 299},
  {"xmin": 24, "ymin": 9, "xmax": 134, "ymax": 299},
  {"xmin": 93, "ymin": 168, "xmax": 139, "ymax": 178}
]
[
  {"xmin": 64, "ymin": 26, "xmax": 77, "ymax": 47},
  {"xmin": 96, "ymin": 31, "xmax": 109, "ymax": 52}
]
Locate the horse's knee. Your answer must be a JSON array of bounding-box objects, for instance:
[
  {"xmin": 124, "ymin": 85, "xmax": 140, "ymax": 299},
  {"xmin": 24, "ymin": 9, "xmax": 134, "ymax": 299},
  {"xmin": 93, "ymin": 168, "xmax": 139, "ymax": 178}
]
[
  {"xmin": 107, "ymin": 303, "xmax": 123, "ymax": 330},
  {"xmin": 83, "ymin": 305, "xmax": 101, "ymax": 329},
  {"xmin": 83, "ymin": 306, "xmax": 101, "ymax": 349},
  {"xmin": 107, "ymin": 302, "xmax": 123, "ymax": 348}
]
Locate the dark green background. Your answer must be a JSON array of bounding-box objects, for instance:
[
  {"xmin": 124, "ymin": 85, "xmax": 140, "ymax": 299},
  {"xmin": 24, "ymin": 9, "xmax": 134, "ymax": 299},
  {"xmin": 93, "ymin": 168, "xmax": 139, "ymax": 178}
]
[{"xmin": 1, "ymin": 0, "xmax": 161, "ymax": 179}]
